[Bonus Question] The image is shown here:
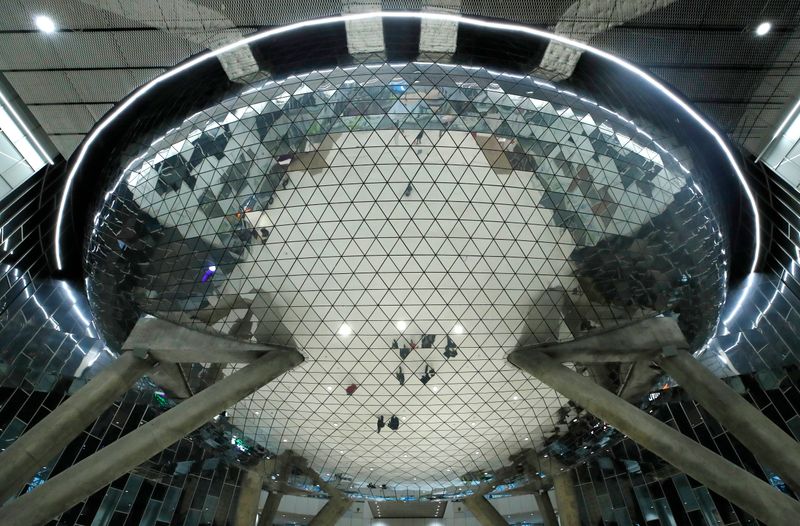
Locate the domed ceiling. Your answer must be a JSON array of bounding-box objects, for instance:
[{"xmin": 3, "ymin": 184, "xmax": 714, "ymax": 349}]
[{"xmin": 86, "ymin": 61, "xmax": 726, "ymax": 497}]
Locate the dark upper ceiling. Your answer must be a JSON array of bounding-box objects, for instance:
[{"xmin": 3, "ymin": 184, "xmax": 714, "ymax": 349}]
[
  {"xmin": 369, "ymin": 500, "xmax": 447, "ymax": 518},
  {"xmin": 0, "ymin": 0, "xmax": 798, "ymax": 159}
]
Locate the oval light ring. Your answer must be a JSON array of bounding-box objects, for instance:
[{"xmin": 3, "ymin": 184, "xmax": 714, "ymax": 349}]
[{"xmin": 54, "ymin": 11, "xmax": 761, "ymax": 284}]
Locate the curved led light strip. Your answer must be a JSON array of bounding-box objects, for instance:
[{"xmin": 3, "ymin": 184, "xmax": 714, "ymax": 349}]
[{"xmin": 54, "ymin": 11, "xmax": 761, "ymax": 283}]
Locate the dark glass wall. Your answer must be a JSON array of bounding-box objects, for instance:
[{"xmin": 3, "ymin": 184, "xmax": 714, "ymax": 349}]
[
  {"xmin": 0, "ymin": 164, "xmax": 261, "ymax": 525},
  {"xmin": 567, "ymin": 158, "xmax": 800, "ymax": 526},
  {"xmin": 573, "ymin": 364, "xmax": 800, "ymax": 526}
]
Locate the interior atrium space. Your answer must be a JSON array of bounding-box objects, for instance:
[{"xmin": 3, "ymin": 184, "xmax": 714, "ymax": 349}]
[{"xmin": 1, "ymin": 2, "xmax": 800, "ymax": 526}]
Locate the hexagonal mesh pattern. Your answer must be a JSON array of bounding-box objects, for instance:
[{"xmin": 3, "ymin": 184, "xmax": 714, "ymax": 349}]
[{"xmin": 86, "ymin": 61, "xmax": 726, "ymax": 496}]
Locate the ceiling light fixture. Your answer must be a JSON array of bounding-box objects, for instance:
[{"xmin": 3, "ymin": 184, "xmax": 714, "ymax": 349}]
[
  {"xmin": 755, "ymin": 21, "xmax": 772, "ymax": 36},
  {"xmin": 452, "ymin": 324, "xmax": 464, "ymax": 335},
  {"xmin": 53, "ymin": 11, "xmax": 763, "ymax": 290},
  {"xmin": 34, "ymin": 15, "xmax": 56, "ymax": 33},
  {"xmin": 337, "ymin": 323, "xmax": 352, "ymax": 337},
  {"xmin": 396, "ymin": 320, "xmax": 408, "ymax": 331}
]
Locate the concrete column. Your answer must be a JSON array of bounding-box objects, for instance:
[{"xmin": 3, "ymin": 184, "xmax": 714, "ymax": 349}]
[
  {"xmin": 462, "ymin": 495, "xmax": 507, "ymax": 526},
  {"xmin": 553, "ymin": 470, "xmax": 581, "ymax": 526},
  {"xmin": 0, "ymin": 351, "xmax": 153, "ymax": 503},
  {"xmin": 0, "ymin": 349, "xmax": 303, "ymax": 526},
  {"xmin": 234, "ymin": 469, "xmax": 264, "ymax": 526},
  {"xmin": 308, "ymin": 496, "xmax": 351, "ymax": 526},
  {"xmin": 257, "ymin": 492, "xmax": 283, "ymax": 526},
  {"xmin": 534, "ymin": 491, "xmax": 558, "ymax": 526},
  {"xmin": 509, "ymin": 350, "xmax": 800, "ymax": 526},
  {"xmin": 257, "ymin": 451, "xmax": 292, "ymax": 526},
  {"xmin": 659, "ymin": 349, "xmax": 800, "ymax": 494}
]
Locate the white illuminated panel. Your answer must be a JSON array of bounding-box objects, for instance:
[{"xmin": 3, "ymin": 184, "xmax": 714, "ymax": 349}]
[
  {"xmin": 0, "ymin": 94, "xmax": 47, "ymax": 200},
  {"xmin": 761, "ymin": 98, "xmax": 800, "ymax": 190}
]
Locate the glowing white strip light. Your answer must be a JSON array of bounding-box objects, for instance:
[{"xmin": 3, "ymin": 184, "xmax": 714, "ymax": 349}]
[
  {"xmin": 756, "ymin": 97, "xmax": 800, "ymax": 163},
  {"xmin": 53, "ymin": 11, "xmax": 761, "ymax": 278},
  {"xmin": 0, "ymin": 88, "xmax": 53, "ymax": 165}
]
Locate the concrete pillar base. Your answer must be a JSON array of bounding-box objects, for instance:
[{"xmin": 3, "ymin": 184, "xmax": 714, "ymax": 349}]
[
  {"xmin": 463, "ymin": 495, "xmax": 507, "ymax": 526},
  {"xmin": 308, "ymin": 496, "xmax": 351, "ymax": 526},
  {"xmin": 534, "ymin": 491, "xmax": 558, "ymax": 526},
  {"xmin": 553, "ymin": 470, "xmax": 581, "ymax": 526},
  {"xmin": 257, "ymin": 491, "xmax": 283, "ymax": 526},
  {"xmin": 234, "ymin": 469, "xmax": 264, "ymax": 526}
]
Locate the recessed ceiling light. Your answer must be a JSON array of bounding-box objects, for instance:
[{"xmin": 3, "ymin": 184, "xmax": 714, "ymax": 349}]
[
  {"xmin": 512, "ymin": 396, "xmax": 518, "ymax": 401},
  {"xmin": 432, "ymin": 386, "xmax": 439, "ymax": 393},
  {"xmin": 283, "ymin": 439, "xmax": 287, "ymax": 442},
  {"xmin": 452, "ymin": 324, "xmax": 464, "ymax": 335},
  {"xmin": 396, "ymin": 320, "xmax": 408, "ymax": 331},
  {"xmin": 401, "ymin": 416, "xmax": 406, "ymax": 421},
  {"xmin": 34, "ymin": 15, "xmax": 56, "ymax": 33},
  {"xmin": 326, "ymin": 386, "xmax": 332, "ymax": 391},
  {"xmin": 337, "ymin": 323, "xmax": 352, "ymax": 336},
  {"xmin": 756, "ymin": 21, "xmax": 772, "ymax": 36}
]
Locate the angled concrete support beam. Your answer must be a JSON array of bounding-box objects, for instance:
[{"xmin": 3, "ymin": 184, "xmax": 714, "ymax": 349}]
[
  {"xmin": 123, "ymin": 317, "xmax": 289, "ymax": 363},
  {"xmin": 509, "ymin": 350, "xmax": 800, "ymax": 525},
  {"xmin": 534, "ymin": 490, "xmax": 558, "ymax": 526},
  {"xmin": 520, "ymin": 317, "xmax": 686, "ymax": 363},
  {"xmin": 463, "ymin": 495, "xmax": 507, "ymax": 526},
  {"xmin": 534, "ymin": 456, "xmax": 580, "ymax": 526},
  {"xmin": 0, "ymin": 351, "xmax": 154, "ymax": 503},
  {"xmin": 658, "ymin": 348, "xmax": 800, "ymax": 495},
  {"xmin": 234, "ymin": 469, "xmax": 265, "ymax": 526},
  {"xmin": 308, "ymin": 496, "xmax": 352, "ymax": 526},
  {"xmin": 0, "ymin": 349, "xmax": 303, "ymax": 526}
]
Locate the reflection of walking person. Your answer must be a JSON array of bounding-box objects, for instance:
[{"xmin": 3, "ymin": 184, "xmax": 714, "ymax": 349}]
[
  {"xmin": 399, "ymin": 346, "xmax": 410, "ymax": 360},
  {"xmin": 396, "ymin": 367, "xmax": 405, "ymax": 386},
  {"xmin": 420, "ymin": 364, "xmax": 436, "ymax": 385},
  {"xmin": 376, "ymin": 415, "xmax": 385, "ymax": 433},
  {"xmin": 444, "ymin": 336, "xmax": 458, "ymax": 359},
  {"xmin": 388, "ymin": 415, "xmax": 400, "ymax": 431}
]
